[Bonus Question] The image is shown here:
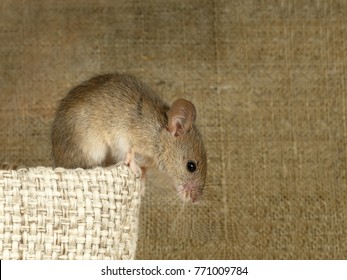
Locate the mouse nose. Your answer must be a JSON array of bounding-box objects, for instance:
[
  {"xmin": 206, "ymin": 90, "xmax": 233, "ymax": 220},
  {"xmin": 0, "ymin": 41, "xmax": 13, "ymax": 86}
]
[{"xmin": 182, "ymin": 182, "xmax": 202, "ymax": 203}]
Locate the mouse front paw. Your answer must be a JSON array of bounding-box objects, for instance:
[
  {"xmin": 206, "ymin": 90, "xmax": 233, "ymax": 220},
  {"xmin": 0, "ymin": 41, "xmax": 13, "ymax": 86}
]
[
  {"xmin": 124, "ymin": 151, "xmax": 142, "ymax": 178},
  {"xmin": 129, "ymin": 161, "xmax": 142, "ymax": 178}
]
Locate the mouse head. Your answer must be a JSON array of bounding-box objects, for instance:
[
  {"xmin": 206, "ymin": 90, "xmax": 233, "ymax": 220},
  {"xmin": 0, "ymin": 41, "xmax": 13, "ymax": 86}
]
[{"xmin": 159, "ymin": 98, "xmax": 207, "ymax": 203}]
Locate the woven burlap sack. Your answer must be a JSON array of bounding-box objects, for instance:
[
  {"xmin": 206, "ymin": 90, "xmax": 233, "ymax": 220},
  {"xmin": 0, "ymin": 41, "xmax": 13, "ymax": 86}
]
[
  {"xmin": 0, "ymin": 165, "xmax": 141, "ymax": 260},
  {"xmin": 1, "ymin": 1, "xmax": 347, "ymax": 259}
]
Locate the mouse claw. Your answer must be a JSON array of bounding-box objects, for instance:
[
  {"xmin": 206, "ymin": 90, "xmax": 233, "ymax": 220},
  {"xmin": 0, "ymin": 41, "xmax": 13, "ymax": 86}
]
[
  {"xmin": 139, "ymin": 167, "xmax": 147, "ymax": 197},
  {"xmin": 140, "ymin": 179, "xmax": 145, "ymax": 197}
]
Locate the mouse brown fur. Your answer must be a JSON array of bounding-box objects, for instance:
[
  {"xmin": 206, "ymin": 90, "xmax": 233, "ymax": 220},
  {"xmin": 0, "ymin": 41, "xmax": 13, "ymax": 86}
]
[{"xmin": 52, "ymin": 72, "xmax": 207, "ymax": 203}]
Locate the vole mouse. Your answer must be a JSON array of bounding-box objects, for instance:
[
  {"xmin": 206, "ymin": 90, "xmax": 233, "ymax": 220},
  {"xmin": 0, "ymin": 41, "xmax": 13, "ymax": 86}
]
[{"xmin": 52, "ymin": 72, "xmax": 207, "ymax": 203}]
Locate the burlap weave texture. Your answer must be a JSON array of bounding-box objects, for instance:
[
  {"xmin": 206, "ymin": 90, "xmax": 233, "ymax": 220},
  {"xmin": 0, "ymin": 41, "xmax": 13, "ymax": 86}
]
[
  {"xmin": 0, "ymin": 165, "xmax": 141, "ymax": 260},
  {"xmin": 1, "ymin": 0, "xmax": 347, "ymax": 259}
]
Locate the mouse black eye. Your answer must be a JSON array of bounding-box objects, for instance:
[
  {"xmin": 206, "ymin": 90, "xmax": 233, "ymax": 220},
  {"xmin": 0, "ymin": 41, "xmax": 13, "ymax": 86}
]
[{"xmin": 187, "ymin": 160, "xmax": 197, "ymax": 173}]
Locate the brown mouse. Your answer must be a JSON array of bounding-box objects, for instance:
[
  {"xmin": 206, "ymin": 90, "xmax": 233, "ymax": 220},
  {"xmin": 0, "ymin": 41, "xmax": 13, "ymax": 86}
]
[{"xmin": 52, "ymin": 72, "xmax": 207, "ymax": 203}]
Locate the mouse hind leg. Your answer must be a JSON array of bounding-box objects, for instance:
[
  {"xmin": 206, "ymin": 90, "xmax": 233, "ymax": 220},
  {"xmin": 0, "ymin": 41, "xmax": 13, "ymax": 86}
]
[
  {"xmin": 53, "ymin": 140, "xmax": 107, "ymax": 169},
  {"xmin": 78, "ymin": 136, "xmax": 109, "ymax": 168}
]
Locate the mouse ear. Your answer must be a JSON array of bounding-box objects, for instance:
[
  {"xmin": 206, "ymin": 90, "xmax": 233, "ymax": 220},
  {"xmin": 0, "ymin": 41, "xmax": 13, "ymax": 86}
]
[{"xmin": 167, "ymin": 98, "xmax": 197, "ymax": 137}]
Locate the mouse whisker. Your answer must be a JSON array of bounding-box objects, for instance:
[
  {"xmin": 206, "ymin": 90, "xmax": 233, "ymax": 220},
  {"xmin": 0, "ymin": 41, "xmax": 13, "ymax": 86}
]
[
  {"xmin": 167, "ymin": 191, "xmax": 181, "ymax": 203},
  {"xmin": 167, "ymin": 194, "xmax": 181, "ymax": 208},
  {"xmin": 171, "ymin": 201, "xmax": 186, "ymax": 229}
]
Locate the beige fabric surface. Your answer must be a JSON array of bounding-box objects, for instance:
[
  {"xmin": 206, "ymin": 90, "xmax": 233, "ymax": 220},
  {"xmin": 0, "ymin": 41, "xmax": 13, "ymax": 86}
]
[
  {"xmin": 0, "ymin": 165, "xmax": 141, "ymax": 260},
  {"xmin": 1, "ymin": 0, "xmax": 347, "ymax": 259}
]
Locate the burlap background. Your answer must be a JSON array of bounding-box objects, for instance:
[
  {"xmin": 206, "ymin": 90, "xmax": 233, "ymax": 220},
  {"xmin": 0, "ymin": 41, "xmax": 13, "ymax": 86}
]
[{"xmin": 1, "ymin": 0, "xmax": 347, "ymax": 259}]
